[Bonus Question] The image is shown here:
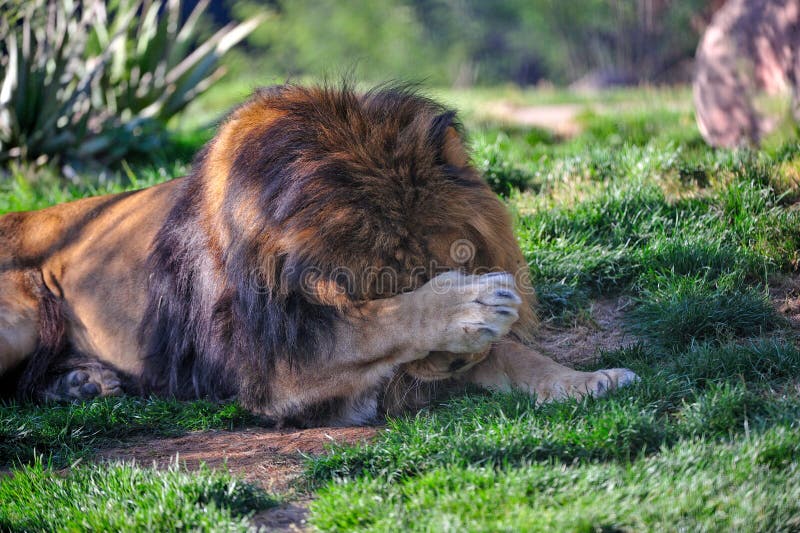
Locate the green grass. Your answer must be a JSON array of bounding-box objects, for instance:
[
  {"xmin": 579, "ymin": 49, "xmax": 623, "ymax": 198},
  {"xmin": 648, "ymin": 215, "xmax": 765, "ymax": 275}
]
[
  {"xmin": 2, "ymin": 83, "xmax": 800, "ymax": 530},
  {"xmin": 511, "ymin": 154, "xmax": 798, "ymax": 297},
  {"xmin": 0, "ymin": 459, "xmax": 276, "ymax": 532},
  {"xmin": 0, "ymin": 163, "xmax": 183, "ymax": 213},
  {"xmin": 310, "ymin": 433, "xmax": 800, "ymax": 532},
  {"xmin": 307, "ymin": 340, "xmax": 800, "ymax": 531},
  {"xmin": 533, "ymin": 281, "xmax": 590, "ymax": 325},
  {"xmin": 306, "ymin": 341, "xmax": 800, "ymax": 480},
  {"xmin": 627, "ymin": 275, "xmax": 779, "ymax": 350}
]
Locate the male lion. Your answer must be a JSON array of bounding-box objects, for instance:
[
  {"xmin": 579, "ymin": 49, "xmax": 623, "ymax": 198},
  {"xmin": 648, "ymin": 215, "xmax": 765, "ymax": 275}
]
[{"xmin": 0, "ymin": 85, "xmax": 637, "ymax": 426}]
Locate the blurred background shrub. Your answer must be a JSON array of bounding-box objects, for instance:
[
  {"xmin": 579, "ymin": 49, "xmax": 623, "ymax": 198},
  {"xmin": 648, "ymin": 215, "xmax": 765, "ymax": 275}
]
[
  {"xmin": 229, "ymin": 0, "xmax": 716, "ymax": 86},
  {"xmin": 0, "ymin": 0, "xmax": 259, "ymax": 172}
]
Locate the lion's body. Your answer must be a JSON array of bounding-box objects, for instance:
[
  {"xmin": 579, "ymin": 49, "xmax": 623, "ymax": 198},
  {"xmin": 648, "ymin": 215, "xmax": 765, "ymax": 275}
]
[
  {"xmin": 0, "ymin": 85, "xmax": 636, "ymax": 426},
  {"xmin": 0, "ymin": 183, "xmax": 176, "ymax": 373}
]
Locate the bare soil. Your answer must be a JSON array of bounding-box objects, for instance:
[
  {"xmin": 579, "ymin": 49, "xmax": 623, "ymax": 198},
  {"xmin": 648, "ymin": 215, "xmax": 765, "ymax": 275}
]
[
  {"xmin": 537, "ymin": 296, "xmax": 635, "ymax": 365},
  {"xmin": 481, "ymin": 101, "xmax": 587, "ymax": 136},
  {"xmin": 771, "ymin": 273, "xmax": 800, "ymax": 344},
  {"xmin": 99, "ymin": 426, "xmax": 376, "ymax": 492},
  {"xmin": 97, "ymin": 426, "xmax": 378, "ymax": 532}
]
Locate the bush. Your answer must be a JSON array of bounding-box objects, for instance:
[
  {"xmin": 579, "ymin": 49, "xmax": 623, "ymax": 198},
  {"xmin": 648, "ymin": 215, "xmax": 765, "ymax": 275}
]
[{"xmin": 0, "ymin": 0, "xmax": 260, "ymax": 171}]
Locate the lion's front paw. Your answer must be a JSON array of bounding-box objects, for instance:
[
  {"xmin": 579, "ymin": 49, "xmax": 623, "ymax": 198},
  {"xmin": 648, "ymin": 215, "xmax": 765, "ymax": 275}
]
[
  {"xmin": 586, "ymin": 368, "xmax": 639, "ymax": 397},
  {"xmin": 421, "ymin": 271, "xmax": 522, "ymax": 354},
  {"xmin": 538, "ymin": 368, "xmax": 639, "ymax": 403},
  {"xmin": 43, "ymin": 363, "xmax": 124, "ymax": 401}
]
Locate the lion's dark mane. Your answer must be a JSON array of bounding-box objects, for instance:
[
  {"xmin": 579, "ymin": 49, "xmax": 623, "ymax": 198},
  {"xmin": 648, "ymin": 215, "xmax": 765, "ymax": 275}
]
[{"xmin": 137, "ymin": 84, "xmax": 476, "ymax": 414}]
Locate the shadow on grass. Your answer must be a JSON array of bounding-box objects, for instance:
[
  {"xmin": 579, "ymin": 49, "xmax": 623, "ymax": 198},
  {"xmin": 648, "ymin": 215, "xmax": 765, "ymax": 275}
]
[{"xmin": 0, "ymin": 398, "xmax": 260, "ymax": 468}]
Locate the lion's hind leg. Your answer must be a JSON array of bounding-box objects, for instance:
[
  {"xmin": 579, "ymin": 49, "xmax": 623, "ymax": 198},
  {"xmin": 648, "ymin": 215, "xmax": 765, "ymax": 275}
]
[
  {"xmin": 1, "ymin": 271, "xmax": 124, "ymax": 401},
  {"xmin": 0, "ymin": 272, "xmax": 39, "ymax": 379}
]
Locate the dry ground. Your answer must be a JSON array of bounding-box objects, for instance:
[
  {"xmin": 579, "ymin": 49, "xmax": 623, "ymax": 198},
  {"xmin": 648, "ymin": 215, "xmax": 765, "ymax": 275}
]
[
  {"xmin": 98, "ymin": 427, "xmax": 377, "ymax": 531},
  {"xmin": 481, "ymin": 101, "xmax": 586, "ymax": 136}
]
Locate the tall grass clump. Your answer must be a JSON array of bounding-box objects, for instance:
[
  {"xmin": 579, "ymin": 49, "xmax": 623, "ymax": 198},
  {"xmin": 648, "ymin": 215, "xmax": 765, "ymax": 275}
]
[
  {"xmin": 626, "ymin": 275, "xmax": 778, "ymax": 350},
  {"xmin": 471, "ymin": 130, "xmax": 536, "ymax": 194}
]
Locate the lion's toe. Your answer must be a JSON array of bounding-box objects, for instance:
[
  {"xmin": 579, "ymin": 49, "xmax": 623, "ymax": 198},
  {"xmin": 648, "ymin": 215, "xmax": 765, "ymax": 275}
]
[
  {"xmin": 79, "ymin": 381, "xmax": 100, "ymax": 397},
  {"xmin": 65, "ymin": 369, "xmax": 105, "ymax": 399}
]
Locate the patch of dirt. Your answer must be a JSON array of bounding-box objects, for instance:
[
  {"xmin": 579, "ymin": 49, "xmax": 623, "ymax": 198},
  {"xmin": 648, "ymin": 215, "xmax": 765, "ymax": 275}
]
[
  {"xmin": 97, "ymin": 426, "xmax": 378, "ymax": 532},
  {"xmin": 98, "ymin": 426, "xmax": 378, "ymax": 491},
  {"xmin": 251, "ymin": 500, "xmax": 313, "ymax": 532},
  {"xmin": 536, "ymin": 296, "xmax": 634, "ymax": 365},
  {"xmin": 536, "ymin": 278, "xmax": 800, "ymax": 365},
  {"xmin": 481, "ymin": 101, "xmax": 587, "ymax": 137},
  {"xmin": 771, "ymin": 273, "xmax": 800, "ymax": 343}
]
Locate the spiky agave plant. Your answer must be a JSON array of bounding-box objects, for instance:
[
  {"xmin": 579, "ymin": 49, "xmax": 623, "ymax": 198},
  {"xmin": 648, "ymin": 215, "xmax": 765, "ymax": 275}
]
[{"xmin": 0, "ymin": 0, "xmax": 261, "ymax": 170}]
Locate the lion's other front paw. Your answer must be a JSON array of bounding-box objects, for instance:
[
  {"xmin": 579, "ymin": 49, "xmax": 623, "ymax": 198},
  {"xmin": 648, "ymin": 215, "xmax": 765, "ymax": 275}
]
[
  {"xmin": 43, "ymin": 364, "xmax": 124, "ymax": 401},
  {"xmin": 588, "ymin": 368, "xmax": 639, "ymax": 396},
  {"xmin": 538, "ymin": 367, "xmax": 639, "ymax": 403},
  {"xmin": 423, "ymin": 271, "xmax": 522, "ymax": 354}
]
